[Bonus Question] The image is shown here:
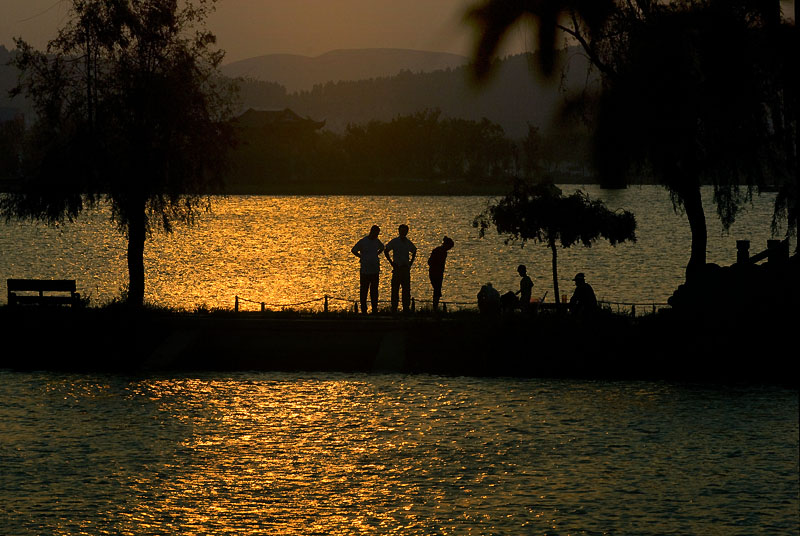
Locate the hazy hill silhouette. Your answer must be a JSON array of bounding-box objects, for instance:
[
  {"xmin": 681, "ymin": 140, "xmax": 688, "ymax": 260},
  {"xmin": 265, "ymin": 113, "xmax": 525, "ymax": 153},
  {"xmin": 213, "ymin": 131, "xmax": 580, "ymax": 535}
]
[
  {"xmin": 235, "ymin": 50, "xmax": 594, "ymax": 139},
  {"xmin": 2, "ymin": 44, "xmax": 593, "ymax": 140},
  {"xmin": 221, "ymin": 48, "xmax": 470, "ymax": 92}
]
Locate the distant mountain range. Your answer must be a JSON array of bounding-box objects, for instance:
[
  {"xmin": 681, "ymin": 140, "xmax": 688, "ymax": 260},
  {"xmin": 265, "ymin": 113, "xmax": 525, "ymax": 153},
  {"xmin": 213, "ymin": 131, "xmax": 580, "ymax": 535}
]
[
  {"xmin": 232, "ymin": 49, "xmax": 594, "ymax": 139},
  {"xmin": 221, "ymin": 48, "xmax": 470, "ymax": 92},
  {"xmin": 1, "ymin": 45, "xmax": 594, "ymax": 139}
]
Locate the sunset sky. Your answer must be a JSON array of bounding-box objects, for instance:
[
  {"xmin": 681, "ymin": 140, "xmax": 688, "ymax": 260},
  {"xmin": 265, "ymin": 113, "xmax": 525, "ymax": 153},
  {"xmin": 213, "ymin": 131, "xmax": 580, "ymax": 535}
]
[
  {"xmin": 0, "ymin": 0, "xmax": 539, "ymax": 63},
  {"xmin": 2, "ymin": 0, "xmax": 795, "ymax": 64}
]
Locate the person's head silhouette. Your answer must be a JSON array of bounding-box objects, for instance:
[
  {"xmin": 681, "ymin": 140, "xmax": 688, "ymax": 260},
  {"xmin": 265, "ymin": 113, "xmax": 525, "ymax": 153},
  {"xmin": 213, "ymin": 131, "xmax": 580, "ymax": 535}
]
[
  {"xmin": 398, "ymin": 224, "xmax": 409, "ymax": 238},
  {"xmin": 369, "ymin": 225, "xmax": 381, "ymax": 239},
  {"xmin": 518, "ymin": 264, "xmax": 527, "ymax": 276},
  {"xmin": 443, "ymin": 236, "xmax": 454, "ymax": 250}
]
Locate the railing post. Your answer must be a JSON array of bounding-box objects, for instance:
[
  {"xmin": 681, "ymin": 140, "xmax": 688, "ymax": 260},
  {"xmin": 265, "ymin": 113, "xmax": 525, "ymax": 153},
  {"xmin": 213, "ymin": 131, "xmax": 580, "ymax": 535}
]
[
  {"xmin": 235, "ymin": 295, "xmax": 239, "ymax": 313},
  {"xmin": 736, "ymin": 240, "xmax": 750, "ymax": 264},
  {"xmin": 324, "ymin": 295, "xmax": 329, "ymax": 313},
  {"xmin": 261, "ymin": 302, "xmax": 265, "ymax": 312},
  {"xmin": 353, "ymin": 301, "xmax": 359, "ymax": 313},
  {"xmin": 767, "ymin": 239, "xmax": 789, "ymax": 265},
  {"xmin": 442, "ymin": 301, "xmax": 447, "ymax": 313},
  {"xmin": 411, "ymin": 297, "xmax": 415, "ymax": 312},
  {"xmin": 631, "ymin": 304, "xmax": 636, "ymax": 317}
]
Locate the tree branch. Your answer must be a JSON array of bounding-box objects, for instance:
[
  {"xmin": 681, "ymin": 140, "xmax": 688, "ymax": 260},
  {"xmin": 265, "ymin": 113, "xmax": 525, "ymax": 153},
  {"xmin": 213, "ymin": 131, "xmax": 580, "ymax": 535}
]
[{"xmin": 556, "ymin": 16, "xmax": 616, "ymax": 79}]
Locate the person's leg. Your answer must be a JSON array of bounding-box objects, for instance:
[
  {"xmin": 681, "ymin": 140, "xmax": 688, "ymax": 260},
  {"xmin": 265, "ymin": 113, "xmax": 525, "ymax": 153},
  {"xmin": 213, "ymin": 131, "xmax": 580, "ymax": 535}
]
[
  {"xmin": 359, "ymin": 274, "xmax": 369, "ymax": 314},
  {"xmin": 430, "ymin": 273, "xmax": 443, "ymax": 310},
  {"xmin": 369, "ymin": 274, "xmax": 379, "ymax": 313},
  {"xmin": 390, "ymin": 269, "xmax": 400, "ymax": 312},
  {"xmin": 401, "ymin": 266, "xmax": 411, "ymax": 312}
]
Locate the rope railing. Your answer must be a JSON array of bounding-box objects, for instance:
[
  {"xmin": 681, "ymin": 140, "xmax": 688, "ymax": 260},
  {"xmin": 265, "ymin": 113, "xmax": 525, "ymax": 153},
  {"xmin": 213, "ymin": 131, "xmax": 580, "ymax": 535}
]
[
  {"xmin": 234, "ymin": 293, "xmax": 671, "ymax": 316},
  {"xmin": 234, "ymin": 293, "xmax": 472, "ymax": 313},
  {"xmin": 598, "ymin": 300, "xmax": 671, "ymax": 316},
  {"xmin": 235, "ymin": 295, "xmax": 327, "ymax": 312}
]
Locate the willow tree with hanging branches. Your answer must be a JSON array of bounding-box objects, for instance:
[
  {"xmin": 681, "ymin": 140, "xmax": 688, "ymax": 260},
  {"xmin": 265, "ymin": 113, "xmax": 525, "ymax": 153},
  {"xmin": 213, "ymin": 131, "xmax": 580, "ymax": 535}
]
[
  {"xmin": 466, "ymin": 0, "xmax": 797, "ymax": 277},
  {"xmin": 2, "ymin": 0, "xmax": 235, "ymax": 306}
]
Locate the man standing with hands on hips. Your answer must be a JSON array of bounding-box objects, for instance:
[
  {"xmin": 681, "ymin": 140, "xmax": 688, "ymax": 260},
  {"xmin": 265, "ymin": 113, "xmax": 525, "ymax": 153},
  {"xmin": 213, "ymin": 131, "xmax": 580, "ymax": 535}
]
[
  {"xmin": 384, "ymin": 224, "xmax": 417, "ymax": 314},
  {"xmin": 351, "ymin": 225, "xmax": 384, "ymax": 314}
]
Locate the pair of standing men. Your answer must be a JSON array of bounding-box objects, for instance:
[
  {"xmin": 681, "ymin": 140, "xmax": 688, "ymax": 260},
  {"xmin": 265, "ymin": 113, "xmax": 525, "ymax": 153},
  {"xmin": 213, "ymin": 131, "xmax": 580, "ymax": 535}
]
[{"xmin": 351, "ymin": 225, "xmax": 453, "ymax": 314}]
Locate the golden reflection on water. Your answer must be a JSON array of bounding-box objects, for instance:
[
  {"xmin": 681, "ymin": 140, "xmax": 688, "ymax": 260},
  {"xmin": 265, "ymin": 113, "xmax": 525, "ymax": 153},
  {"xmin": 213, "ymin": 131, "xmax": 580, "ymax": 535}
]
[
  {"xmin": 108, "ymin": 377, "xmax": 542, "ymax": 534},
  {"xmin": 0, "ymin": 374, "xmax": 798, "ymax": 535},
  {"xmin": 0, "ymin": 188, "xmax": 789, "ymax": 310}
]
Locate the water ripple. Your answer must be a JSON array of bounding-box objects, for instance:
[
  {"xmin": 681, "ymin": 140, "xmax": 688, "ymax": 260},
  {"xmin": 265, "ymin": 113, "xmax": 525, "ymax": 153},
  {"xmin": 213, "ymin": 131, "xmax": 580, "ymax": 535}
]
[
  {"xmin": 1, "ymin": 187, "xmax": 792, "ymax": 310},
  {"xmin": 0, "ymin": 372, "xmax": 797, "ymax": 535}
]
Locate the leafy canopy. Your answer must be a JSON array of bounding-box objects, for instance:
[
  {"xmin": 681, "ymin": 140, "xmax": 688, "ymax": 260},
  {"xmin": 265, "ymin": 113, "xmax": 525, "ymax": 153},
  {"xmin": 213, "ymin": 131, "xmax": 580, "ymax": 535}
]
[
  {"xmin": 474, "ymin": 181, "xmax": 637, "ymax": 248},
  {"xmin": 2, "ymin": 0, "xmax": 234, "ymax": 235}
]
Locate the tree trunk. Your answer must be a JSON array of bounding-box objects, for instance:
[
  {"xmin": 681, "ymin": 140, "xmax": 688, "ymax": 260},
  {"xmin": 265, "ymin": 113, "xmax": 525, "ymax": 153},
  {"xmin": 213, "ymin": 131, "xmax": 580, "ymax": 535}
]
[
  {"xmin": 681, "ymin": 184, "xmax": 707, "ymax": 282},
  {"xmin": 550, "ymin": 239, "xmax": 560, "ymax": 306},
  {"xmin": 796, "ymin": 0, "xmax": 799, "ymax": 253},
  {"xmin": 127, "ymin": 197, "xmax": 147, "ymax": 307}
]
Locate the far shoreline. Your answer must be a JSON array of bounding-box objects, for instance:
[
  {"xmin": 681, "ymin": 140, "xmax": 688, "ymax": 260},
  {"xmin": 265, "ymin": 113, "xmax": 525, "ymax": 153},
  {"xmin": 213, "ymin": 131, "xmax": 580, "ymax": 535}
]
[
  {"xmin": 213, "ymin": 175, "xmax": 660, "ymax": 196},
  {"xmin": 1, "ymin": 174, "xmax": 661, "ymax": 197}
]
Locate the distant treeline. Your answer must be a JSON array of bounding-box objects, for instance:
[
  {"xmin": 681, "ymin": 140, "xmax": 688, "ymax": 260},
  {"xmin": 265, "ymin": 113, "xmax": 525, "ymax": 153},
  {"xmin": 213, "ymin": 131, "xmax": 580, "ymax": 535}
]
[
  {"xmin": 224, "ymin": 109, "xmax": 593, "ymax": 194},
  {"xmin": 0, "ymin": 114, "xmax": 23, "ymax": 187},
  {"xmin": 0, "ymin": 106, "xmax": 591, "ymax": 194},
  {"xmin": 0, "ymin": 44, "xmax": 597, "ymax": 193}
]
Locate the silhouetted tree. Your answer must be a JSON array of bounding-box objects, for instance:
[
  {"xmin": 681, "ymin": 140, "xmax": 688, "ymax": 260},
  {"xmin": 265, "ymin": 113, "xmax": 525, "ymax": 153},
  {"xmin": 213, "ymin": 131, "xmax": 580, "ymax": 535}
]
[
  {"xmin": 338, "ymin": 110, "xmax": 516, "ymax": 182},
  {"xmin": 474, "ymin": 180, "xmax": 636, "ymax": 303},
  {"xmin": 466, "ymin": 0, "xmax": 797, "ymax": 273},
  {"xmin": 585, "ymin": 1, "xmax": 794, "ymax": 276},
  {"xmin": 520, "ymin": 123, "xmax": 542, "ymax": 178},
  {"xmin": 466, "ymin": 0, "xmax": 615, "ymax": 79},
  {"xmin": 2, "ymin": 0, "xmax": 234, "ymax": 306},
  {"xmin": 0, "ymin": 115, "xmax": 24, "ymax": 180}
]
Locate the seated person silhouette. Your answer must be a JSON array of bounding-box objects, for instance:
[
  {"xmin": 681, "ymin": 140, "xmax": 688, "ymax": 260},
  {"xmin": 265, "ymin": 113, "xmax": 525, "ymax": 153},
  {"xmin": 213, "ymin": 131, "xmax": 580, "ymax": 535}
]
[
  {"xmin": 477, "ymin": 282, "xmax": 501, "ymax": 315},
  {"xmin": 569, "ymin": 272, "xmax": 598, "ymax": 314}
]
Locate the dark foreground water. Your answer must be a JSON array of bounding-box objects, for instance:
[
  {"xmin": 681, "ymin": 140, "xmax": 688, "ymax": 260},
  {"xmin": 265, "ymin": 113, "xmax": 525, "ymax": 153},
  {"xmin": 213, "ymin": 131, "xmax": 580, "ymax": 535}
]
[{"xmin": 1, "ymin": 372, "xmax": 797, "ymax": 535}]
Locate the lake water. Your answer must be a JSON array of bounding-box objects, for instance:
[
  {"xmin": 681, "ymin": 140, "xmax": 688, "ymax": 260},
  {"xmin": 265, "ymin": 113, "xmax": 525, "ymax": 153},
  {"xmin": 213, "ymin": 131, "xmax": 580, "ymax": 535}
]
[
  {"xmin": 0, "ymin": 372, "xmax": 796, "ymax": 535},
  {"xmin": 2, "ymin": 188, "xmax": 797, "ymax": 534},
  {"xmin": 0, "ymin": 185, "xmax": 793, "ymax": 311}
]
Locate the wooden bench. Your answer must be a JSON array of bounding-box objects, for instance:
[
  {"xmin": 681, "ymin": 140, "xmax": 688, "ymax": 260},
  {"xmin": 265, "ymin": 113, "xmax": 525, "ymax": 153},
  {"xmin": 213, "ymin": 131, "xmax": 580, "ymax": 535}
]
[{"xmin": 7, "ymin": 279, "xmax": 81, "ymax": 307}]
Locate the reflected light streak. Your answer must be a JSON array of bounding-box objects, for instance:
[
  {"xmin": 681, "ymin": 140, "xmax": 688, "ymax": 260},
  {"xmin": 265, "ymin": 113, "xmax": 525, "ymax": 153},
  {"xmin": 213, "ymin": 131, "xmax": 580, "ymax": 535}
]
[{"xmin": 0, "ymin": 374, "xmax": 796, "ymax": 533}]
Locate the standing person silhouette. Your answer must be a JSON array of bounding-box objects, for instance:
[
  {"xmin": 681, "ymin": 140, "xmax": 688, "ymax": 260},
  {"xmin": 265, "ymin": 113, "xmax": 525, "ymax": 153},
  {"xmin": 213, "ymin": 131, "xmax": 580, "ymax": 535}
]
[
  {"xmin": 351, "ymin": 225, "xmax": 384, "ymax": 314},
  {"xmin": 427, "ymin": 236, "xmax": 454, "ymax": 311},
  {"xmin": 384, "ymin": 224, "xmax": 417, "ymax": 313},
  {"xmin": 515, "ymin": 264, "xmax": 533, "ymax": 312}
]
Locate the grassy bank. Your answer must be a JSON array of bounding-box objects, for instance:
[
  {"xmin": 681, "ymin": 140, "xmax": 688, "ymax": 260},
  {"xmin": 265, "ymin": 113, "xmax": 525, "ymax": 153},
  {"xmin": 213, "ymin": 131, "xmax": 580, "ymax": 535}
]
[{"xmin": 1, "ymin": 304, "xmax": 794, "ymax": 385}]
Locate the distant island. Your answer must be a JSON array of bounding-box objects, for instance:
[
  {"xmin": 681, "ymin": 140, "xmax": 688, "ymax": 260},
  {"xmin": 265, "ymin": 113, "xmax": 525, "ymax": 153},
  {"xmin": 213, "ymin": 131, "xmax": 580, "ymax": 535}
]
[
  {"xmin": 1, "ymin": 45, "xmax": 593, "ymax": 138},
  {"xmin": 1, "ymin": 45, "xmax": 631, "ymax": 194},
  {"xmin": 225, "ymin": 48, "xmax": 593, "ymax": 140},
  {"xmin": 216, "ymin": 106, "xmax": 604, "ymax": 196}
]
